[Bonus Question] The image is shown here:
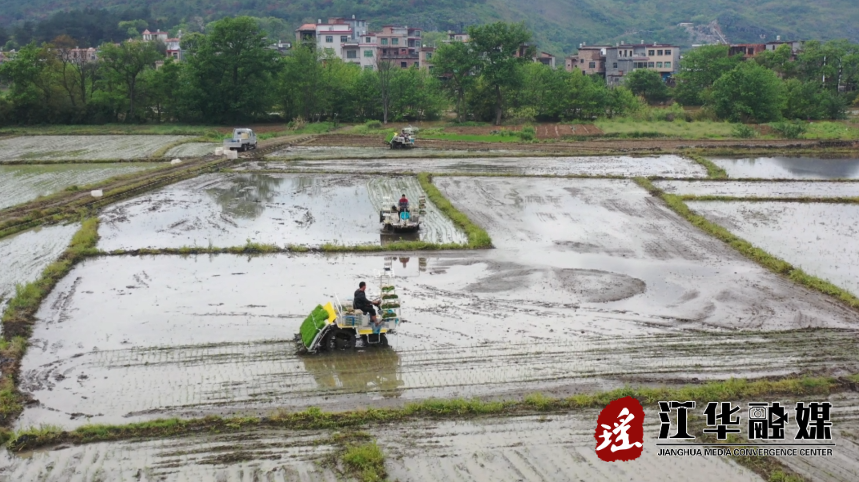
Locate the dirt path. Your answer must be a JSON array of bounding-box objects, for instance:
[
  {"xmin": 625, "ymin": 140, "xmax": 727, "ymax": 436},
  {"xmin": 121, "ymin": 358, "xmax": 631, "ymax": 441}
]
[{"xmin": 305, "ymin": 133, "xmax": 855, "ymax": 154}]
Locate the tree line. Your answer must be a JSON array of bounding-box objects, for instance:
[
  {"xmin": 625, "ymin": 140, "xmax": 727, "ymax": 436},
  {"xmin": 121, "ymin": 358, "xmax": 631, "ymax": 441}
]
[
  {"xmin": 1, "ymin": 18, "xmax": 857, "ymax": 126},
  {"xmin": 625, "ymin": 41, "xmax": 859, "ymax": 122}
]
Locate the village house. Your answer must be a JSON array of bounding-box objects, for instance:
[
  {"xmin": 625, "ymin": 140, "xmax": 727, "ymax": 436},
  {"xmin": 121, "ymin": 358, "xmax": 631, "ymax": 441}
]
[
  {"xmin": 142, "ymin": 30, "xmax": 169, "ymax": 43},
  {"xmin": 565, "ymin": 44, "xmax": 609, "ymax": 75},
  {"xmin": 604, "ymin": 43, "xmax": 680, "ymax": 85}
]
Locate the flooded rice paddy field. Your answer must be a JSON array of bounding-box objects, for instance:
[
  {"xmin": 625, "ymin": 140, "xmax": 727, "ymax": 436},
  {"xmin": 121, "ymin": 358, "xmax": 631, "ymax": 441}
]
[
  {"xmin": 18, "ymin": 175, "xmax": 859, "ymax": 426},
  {"xmin": 20, "ymin": 398, "xmax": 859, "ymax": 481},
  {"xmin": 0, "ymin": 224, "xmax": 78, "ymax": 316},
  {"xmin": 240, "ymin": 154, "xmax": 707, "ymax": 177},
  {"xmin": 655, "ymin": 180, "xmax": 859, "ymax": 198},
  {"xmin": 0, "ymin": 429, "xmax": 337, "ymax": 481},
  {"xmin": 98, "ymin": 173, "xmax": 466, "ymax": 250},
  {"xmin": 0, "ymin": 163, "xmax": 162, "ymax": 210},
  {"xmin": 8, "ymin": 152, "xmax": 859, "ymax": 477},
  {"xmin": 688, "ymin": 201, "xmax": 859, "ymax": 297},
  {"xmin": 165, "ymin": 142, "xmax": 219, "ymax": 157},
  {"xmin": 713, "ymin": 156, "xmax": 859, "ymax": 179},
  {"xmin": 0, "ymin": 135, "xmax": 193, "ymax": 161}
]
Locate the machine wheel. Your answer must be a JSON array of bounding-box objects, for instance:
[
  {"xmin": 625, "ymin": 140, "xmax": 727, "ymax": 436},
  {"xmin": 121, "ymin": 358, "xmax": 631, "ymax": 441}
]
[
  {"xmin": 321, "ymin": 328, "xmax": 356, "ymax": 351},
  {"xmin": 361, "ymin": 333, "xmax": 389, "ymax": 348}
]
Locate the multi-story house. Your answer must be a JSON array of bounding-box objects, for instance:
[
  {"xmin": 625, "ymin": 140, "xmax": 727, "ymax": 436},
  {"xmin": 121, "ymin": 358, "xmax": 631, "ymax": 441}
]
[
  {"xmin": 604, "ymin": 43, "xmax": 679, "ymax": 85},
  {"xmin": 142, "ymin": 30, "xmax": 169, "ymax": 43},
  {"xmin": 378, "ymin": 26, "xmax": 423, "ymax": 69},
  {"xmin": 729, "ymin": 43, "xmax": 766, "ymax": 59},
  {"xmin": 566, "ymin": 45, "xmax": 608, "ymax": 75}
]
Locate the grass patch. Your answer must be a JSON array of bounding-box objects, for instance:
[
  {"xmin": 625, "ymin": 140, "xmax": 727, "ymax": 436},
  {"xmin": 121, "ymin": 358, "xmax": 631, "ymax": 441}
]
[
  {"xmin": 341, "ymin": 441, "xmax": 387, "ymax": 482},
  {"xmin": 687, "ymin": 154, "xmax": 728, "ymax": 179},
  {"xmin": 595, "ymin": 119, "xmax": 736, "ymax": 139},
  {"xmin": 803, "ymin": 121, "xmax": 859, "ymax": 140},
  {"xmin": 7, "ymin": 373, "xmax": 849, "ymax": 452},
  {"xmin": 417, "ymin": 173, "xmax": 492, "ymax": 248},
  {"xmin": 635, "ymin": 178, "xmax": 859, "ymax": 309},
  {"xmin": 0, "ymin": 218, "xmax": 99, "ymax": 424}
]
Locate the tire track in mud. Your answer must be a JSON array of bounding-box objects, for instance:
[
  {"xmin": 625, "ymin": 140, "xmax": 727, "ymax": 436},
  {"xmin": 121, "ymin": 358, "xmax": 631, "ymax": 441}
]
[
  {"xmin": 17, "ymin": 330, "xmax": 859, "ymax": 427},
  {"xmin": 0, "ymin": 430, "xmax": 338, "ymax": 481}
]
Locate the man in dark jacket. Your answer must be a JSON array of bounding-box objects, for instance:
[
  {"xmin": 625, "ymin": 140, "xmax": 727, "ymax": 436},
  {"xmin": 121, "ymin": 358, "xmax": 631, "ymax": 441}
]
[{"xmin": 354, "ymin": 281, "xmax": 381, "ymax": 325}]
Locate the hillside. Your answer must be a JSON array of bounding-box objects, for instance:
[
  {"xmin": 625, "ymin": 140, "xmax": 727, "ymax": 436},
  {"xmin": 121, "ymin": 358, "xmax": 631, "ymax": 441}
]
[{"xmin": 1, "ymin": 0, "xmax": 857, "ymax": 55}]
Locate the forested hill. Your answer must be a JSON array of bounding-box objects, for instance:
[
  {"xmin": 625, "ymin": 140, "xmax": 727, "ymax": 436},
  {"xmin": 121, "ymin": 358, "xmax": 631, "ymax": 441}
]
[{"xmin": 1, "ymin": 0, "xmax": 858, "ymax": 55}]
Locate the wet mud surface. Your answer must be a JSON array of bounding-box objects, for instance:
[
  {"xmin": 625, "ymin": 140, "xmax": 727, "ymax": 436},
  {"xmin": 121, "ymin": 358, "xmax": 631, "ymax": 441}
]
[
  {"xmin": 713, "ymin": 157, "xmax": 859, "ymax": 179},
  {"xmin": 165, "ymin": 142, "xmax": 219, "ymax": 158},
  {"xmin": 16, "ymin": 238, "xmax": 859, "ymax": 427},
  {"xmin": 0, "ymin": 163, "xmax": 162, "ymax": 210},
  {"xmin": 98, "ymin": 173, "xmax": 466, "ymax": 250},
  {"xmin": 656, "ymin": 180, "xmax": 859, "ymax": 198},
  {"xmin": 688, "ymin": 201, "xmax": 859, "ymax": 296},
  {"xmin": 0, "ymin": 223, "xmax": 78, "ymax": 316},
  {"xmin": 0, "ymin": 136, "xmax": 193, "ymax": 161},
  {"xmin": 379, "ymin": 412, "xmax": 762, "ymax": 482},
  {"xmin": 239, "ymin": 154, "xmax": 706, "ymax": 177},
  {"xmin": 0, "ymin": 430, "xmax": 337, "ymax": 481}
]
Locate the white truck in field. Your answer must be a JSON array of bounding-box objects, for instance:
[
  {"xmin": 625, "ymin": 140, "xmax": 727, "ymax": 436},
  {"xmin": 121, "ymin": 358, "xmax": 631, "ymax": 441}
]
[{"xmin": 224, "ymin": 128, "xmax": 258, "ymax": 151}]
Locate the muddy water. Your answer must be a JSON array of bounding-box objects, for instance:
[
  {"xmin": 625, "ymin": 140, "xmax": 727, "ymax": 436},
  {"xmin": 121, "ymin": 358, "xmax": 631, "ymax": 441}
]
[
  {"xmin": 98, "ymin": 173, "xmax": 466, "ymax": 250},
  {"xmin": 7, "ymin": 394, "xmax": 858, "ymax": 481},
  {"xmin": 238, "ymin": 154, "xmax": 707, "ymax": 177},
  {"xmin": 16, "ymin": 249, "xmax": 859, "ymax": 427},
  {"xmin": 379, "ymin": 413, "xmax": 763, "ymax": 482},
  {"xmin": 688, "ymin": 201, "xmax": 859, "ymax": 296},
  {"xmin": 713, "ymin": 156, "xmax": 859, "ymax": 179},
  {"xmin": 0, "ymin": 135, "xmax": 193, "ymax": 161},
  {"xmin": 656, "ymin": 180, "xmax": 859, "ymax": 198},
  {"xmin": 435, "ymin": 177, "xmax": 859, "ymax": 327},
  {"xmin": 0, "ymin": 163, "xmax": 162, "ymax": 210},
  {"xmin": 0, "ymin": 430, "xmax": 337, "ymax": 481},
  {"xmin": 0, "ymin": 223, "xmax": 78, "ymax": 316}
]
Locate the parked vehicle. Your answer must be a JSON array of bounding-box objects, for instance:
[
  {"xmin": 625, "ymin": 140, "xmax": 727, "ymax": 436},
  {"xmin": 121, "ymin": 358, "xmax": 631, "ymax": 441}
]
[{"xmin": 224, "ymin": 128, "xmax": 257, "ymax": 151}]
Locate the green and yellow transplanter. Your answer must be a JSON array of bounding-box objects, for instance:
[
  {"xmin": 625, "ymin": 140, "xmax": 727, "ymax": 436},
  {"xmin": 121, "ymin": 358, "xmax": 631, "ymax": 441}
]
[{"xmin": 296, "ymin": 260, "xmax": 402, "ymax": 353}]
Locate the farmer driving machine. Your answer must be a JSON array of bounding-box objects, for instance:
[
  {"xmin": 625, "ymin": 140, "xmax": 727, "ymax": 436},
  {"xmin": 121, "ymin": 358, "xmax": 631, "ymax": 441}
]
[
  {"xmin": 388, "ymin": 127, "xmax": 417, "ymax": 149},
  {"xmin": 380, "ymin": 195, "xmax": 426, "ymax": 233},
  {"xmin": 296, "ymin": 259, "xmax": 402, "ymax": 353}
]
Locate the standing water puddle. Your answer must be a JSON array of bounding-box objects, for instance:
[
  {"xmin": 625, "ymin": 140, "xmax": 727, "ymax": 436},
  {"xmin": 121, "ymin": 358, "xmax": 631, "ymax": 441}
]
[
  {"xmin": 0, "ymin": 223, "xmax": 78, "ymax": 316},
  {"xmin": 0, "ymin": 163, "xmax": 162, "ymax": 210},
  {"xmin": 688, "ymin": 201, "xmax": 859, "ymax": 296},
  {"xmin": 239, "ymin": 154, "xmax": 706, "ymax": 177},
  {"xmin": 98, "ymin": 173, "xmax": 466, "ymax": 250},
  {"xmin": 713, "ymin": 156, "xmax": 859, "ymax": 179}
]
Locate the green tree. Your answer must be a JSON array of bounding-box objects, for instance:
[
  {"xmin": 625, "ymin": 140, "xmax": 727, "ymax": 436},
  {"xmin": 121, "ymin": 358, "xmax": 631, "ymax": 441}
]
[
  {"xmin": 141, "ymin": 58, "xmax": 181, "ymax": 122},
  {"xmin": 432, "ymin": 41, "xmax": 477, "ymax": 122},
  {"xmin": 623, "ymin": 69, "xmax": 670, "ymax": 103},
  {"xmin": 99, "ymin": 40, "xmax": 162, "ymax": 121},
  {"xmin": 709, "ymin": 62, "xmax": 785, "ymax": 123},
  {"xmin": 674, "ymin": 45, "xmax": 742, "ymax": 106},
  {"xmin": 467, "ymin": 22, "xmax": 534, "ymax": 125},
  {"xmin": 0, "ymin": 43, "xmax": 64, "ymax": 123},
  {"xmin": 182, "ymin": 16, "xmax": 279, "ymax": 123}
]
